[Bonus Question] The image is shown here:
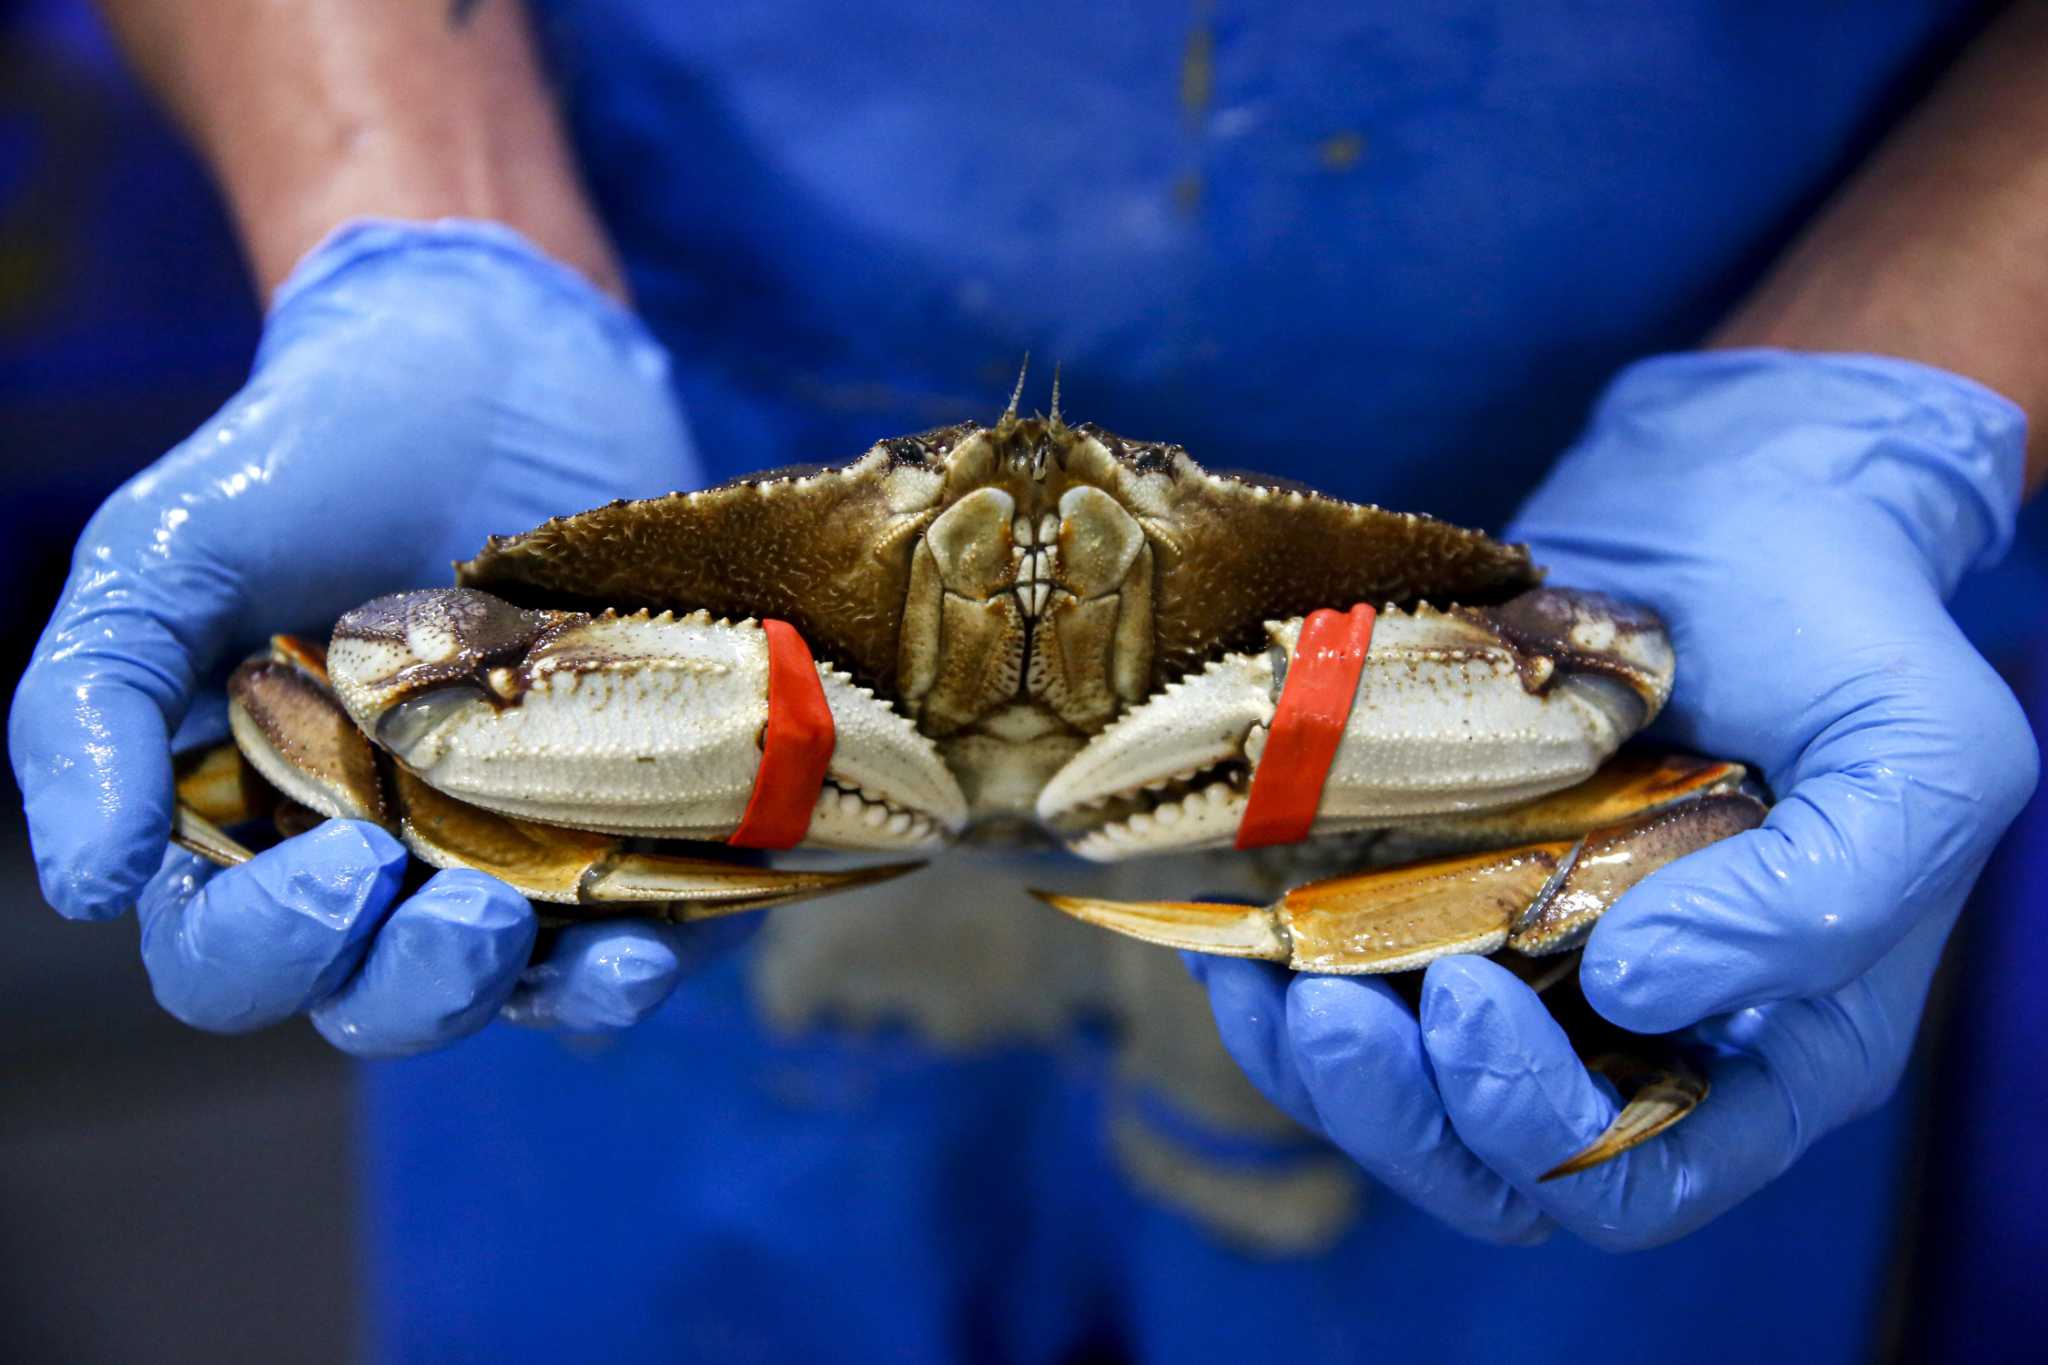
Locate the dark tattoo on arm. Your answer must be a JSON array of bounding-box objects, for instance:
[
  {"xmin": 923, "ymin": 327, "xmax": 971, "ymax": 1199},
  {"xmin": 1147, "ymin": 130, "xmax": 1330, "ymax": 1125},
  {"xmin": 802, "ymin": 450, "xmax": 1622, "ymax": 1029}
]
[{"xmin": 449, "ymin": 0, "xmax": 487, "ymax": 27}]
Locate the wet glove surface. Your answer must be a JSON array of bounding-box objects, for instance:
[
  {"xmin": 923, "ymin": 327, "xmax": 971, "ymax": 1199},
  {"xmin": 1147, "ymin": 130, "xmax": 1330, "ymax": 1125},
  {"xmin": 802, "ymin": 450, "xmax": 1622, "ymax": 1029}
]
[
  {"xmin": 1192, "ymin": 349, "xmax": 2037, "ymax": 1248},
  {"xmin": 11, "ymin": 220, "xmax": 741, "ymax": 1055}
]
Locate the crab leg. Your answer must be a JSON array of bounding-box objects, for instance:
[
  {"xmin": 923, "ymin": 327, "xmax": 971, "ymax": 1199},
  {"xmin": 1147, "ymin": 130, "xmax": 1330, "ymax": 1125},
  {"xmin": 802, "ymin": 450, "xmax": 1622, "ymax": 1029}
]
[
  {"xmin": 174, "ymin": 635, "xmax": 923, "ymax": 917},
  {"xmin": 226, "ymin": 634, "xmax": 393, "ymax": 825},
  {"xmin": 172, "ymin": 741, "xmax": 275, "ymax": 827},
  {"xmin": 1542, "ymin": 1051, "xmax": 1709, "ymax": 1181},
  {"xmin": 170, "ymin": 801, "xmax": 257, "ymax": 868},
  {"xmin": 1033, "ymin": 754, "xmax": 1761, "ymax": 971},
  {"xmin": 1032, "ymin": 761, "xmax": 1764, "ymax": 1173},
  {"xmin": 1372, "ymin": 748, "xmax": 1749, "ymax": 853},
  {"xmin": 388, "ymin": 766, "xmax": 915, "ymax": 917},
  {"xmin": 170, "ymin": 743, "xmax": 273, "ymax": 865}
]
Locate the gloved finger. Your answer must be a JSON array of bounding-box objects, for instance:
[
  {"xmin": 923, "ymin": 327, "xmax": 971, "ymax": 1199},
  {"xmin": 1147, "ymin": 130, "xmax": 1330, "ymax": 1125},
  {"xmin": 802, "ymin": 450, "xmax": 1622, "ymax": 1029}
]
[
  {"xmin": 170, "ymin": 691, "xmax": 231, "ymax": 752},
  {"xmin": 1286, "ymin": 974, "xmax": 1553, "ymax": 1245},
  {"xmin": 11, "ymin": 569, "xmax": 234, "ymax": 921},
  {"xmin": 498, "ymin": 918, "xmax": 740, "ymax": 1030},
  {"xmin": 137, "ymin": 821, "xmax": 406, "ymax": 1032},
  {"xmin": 1583, "ymin": 633, "xmax": 2035, "ymax": 1033},
  {"xmin": 1421, "ymin": 956, "xmax": 1776, "ymax": 1250},
  {"xmin": 1687, "ymin": 897, "xmax": 1955, "ymax": 1132},
  {"xmin": 1183, "ymin": 955, "xmax": 1323, "ymax": 1132},
  {"xmin": 1419, "ymin": 948, "xmax": 1934, "ymax": 1252},
  {"xmin": 311, "ymin": 869, "xmax": 538, "ymax": 1058}
]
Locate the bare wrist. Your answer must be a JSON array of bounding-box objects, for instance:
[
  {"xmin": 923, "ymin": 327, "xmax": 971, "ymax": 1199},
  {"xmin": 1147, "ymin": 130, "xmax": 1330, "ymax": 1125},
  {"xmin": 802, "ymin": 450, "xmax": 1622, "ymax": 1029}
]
[{"xmin": 98, "ymin": 0, "xmax": 624, "ymax": 302}]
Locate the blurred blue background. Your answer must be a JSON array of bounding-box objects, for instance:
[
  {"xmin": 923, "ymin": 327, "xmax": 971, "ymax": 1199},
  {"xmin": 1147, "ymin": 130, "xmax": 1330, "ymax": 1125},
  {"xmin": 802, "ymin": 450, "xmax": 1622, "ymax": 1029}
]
[{"xmin": 0, "ymin": 1, "xmax": 2042, "ymax": 1360}]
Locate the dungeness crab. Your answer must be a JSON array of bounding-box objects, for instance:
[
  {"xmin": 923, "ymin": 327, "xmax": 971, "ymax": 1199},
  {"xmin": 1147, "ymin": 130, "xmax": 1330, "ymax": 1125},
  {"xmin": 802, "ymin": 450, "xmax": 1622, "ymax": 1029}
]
[{"xmin": 174, "ymin": 380, "xmax": 1764, "ymax": 1179}]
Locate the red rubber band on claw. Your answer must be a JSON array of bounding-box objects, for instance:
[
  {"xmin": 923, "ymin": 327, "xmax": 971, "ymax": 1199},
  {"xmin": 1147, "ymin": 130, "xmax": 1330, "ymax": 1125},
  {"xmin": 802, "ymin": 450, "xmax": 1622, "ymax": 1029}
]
[
  {"xmin": 729, "ymin": 619, "xmax": 836, "ymax": 849},
  {"xmin": 1235, "ymin": 604, "xmax": 1376, "ymax": 850}
]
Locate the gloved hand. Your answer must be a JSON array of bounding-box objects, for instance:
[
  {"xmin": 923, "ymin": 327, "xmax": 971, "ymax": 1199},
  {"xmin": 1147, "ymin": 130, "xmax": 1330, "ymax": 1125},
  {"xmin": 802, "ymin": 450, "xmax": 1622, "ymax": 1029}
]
[
  {"xmin": 11, "ymin": 219, "xmax": 733, "ymax": 1055},
  {"xmin": 1191, "ymin": 349, "xmax": 2038, "ymax": 1249}
]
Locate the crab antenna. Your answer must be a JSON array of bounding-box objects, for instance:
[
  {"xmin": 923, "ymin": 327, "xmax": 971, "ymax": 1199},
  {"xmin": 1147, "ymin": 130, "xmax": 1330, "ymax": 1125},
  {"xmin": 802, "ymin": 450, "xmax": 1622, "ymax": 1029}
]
[
  {"xmin": 1003, "ymin": 353, "xmax": 1030, "ymax": 423},
  {"xmin": 1049, "ymin": 362, "xmax": 1063, "ymax": 427}
]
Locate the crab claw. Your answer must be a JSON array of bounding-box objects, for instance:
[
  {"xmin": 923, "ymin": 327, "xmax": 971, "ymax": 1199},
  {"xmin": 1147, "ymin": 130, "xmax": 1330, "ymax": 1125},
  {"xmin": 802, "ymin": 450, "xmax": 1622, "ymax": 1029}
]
[
  {"xmin": 185, "ymin": 634, "xmax": 924, "ymax": 915},
  {"xmin": 1037, "ymin": 588, "xmax": 1674, "ymax": 860},
  {"xmin": 325, "ymin": 589, "xmax": 968, "ymax": 851}
]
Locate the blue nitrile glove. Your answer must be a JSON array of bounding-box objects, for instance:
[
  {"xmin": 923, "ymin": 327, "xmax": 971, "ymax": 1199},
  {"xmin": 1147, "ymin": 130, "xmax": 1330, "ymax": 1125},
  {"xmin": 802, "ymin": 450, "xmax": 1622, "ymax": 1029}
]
[
  {"xmin": 1192, "ymin": 349, "xmax": 2037, "ymax": 1249},
  {"xmin": 10, "ymin": 220, "xmax": 734, "ymax": 1055}
]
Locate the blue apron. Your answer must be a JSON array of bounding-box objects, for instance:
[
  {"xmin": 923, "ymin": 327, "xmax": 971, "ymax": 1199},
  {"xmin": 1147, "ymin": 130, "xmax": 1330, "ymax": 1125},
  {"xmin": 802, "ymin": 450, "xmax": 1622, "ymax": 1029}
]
[{"xmin": 337, "ymin": 2, "xmax": 1996, "ymax": 1358}]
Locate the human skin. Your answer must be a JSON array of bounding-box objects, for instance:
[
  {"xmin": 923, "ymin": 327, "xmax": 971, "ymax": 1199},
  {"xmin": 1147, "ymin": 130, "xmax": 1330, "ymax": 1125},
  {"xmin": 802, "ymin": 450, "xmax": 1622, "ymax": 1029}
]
[
  {"xmin": 1711, "ymin": 0, "xmax": 2048, "ymax": 492},
  {"xmin": 96, "ymin": 0, "xmax": 625, "ymax": 301}
]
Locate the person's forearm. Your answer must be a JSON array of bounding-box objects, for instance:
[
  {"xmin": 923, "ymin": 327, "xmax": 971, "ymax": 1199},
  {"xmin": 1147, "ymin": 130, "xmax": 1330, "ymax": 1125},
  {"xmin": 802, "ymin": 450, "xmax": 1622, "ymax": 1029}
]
[
  {"xmin": 96, "ymin": 0, "xmax": 622, "ymax": 300},
  {"xmin": 1714, "ymin": 2, "xmax": 2048, "ymax": 493}
]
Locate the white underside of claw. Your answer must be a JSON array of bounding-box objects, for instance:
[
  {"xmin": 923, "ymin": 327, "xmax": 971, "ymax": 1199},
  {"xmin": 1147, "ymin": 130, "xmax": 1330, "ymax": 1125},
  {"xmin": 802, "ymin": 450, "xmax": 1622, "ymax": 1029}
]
[
  {"xmin": 328, "ymin": 600, "xmax": 965, "ymax": 850},
  {"xmin": 806, "ymin": 667, "xmax": 970, "ymax": 846},
  {"xmin": 336, "ymin": 611, "xmax": 767, "ymax": 839},
  {"xmin": 1035, "ymin": 647, "xmax": 1275, "ymax": 835},
  {"xmin": 1043, "ymin": 604, "xmax": 1667, "ymax": 861}
]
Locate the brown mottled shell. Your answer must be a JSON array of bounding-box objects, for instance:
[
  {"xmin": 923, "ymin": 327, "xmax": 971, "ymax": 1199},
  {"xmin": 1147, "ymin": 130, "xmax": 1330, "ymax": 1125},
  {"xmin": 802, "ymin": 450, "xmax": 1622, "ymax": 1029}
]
[{"xmin": 456, "ymin": 417, "xmax": 1537, "ymax": 696}]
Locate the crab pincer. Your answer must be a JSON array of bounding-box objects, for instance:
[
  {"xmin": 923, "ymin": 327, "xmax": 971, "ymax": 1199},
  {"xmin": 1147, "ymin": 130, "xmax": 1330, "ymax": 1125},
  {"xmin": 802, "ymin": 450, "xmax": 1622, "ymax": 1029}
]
[
  {"xmin": 1035, "ymin": 588, "xmax": 1679, "ymax": 857},
  {"xmin": 177, "ymin": 588, "xmax": 967, "ymax": 919}
]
